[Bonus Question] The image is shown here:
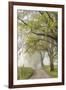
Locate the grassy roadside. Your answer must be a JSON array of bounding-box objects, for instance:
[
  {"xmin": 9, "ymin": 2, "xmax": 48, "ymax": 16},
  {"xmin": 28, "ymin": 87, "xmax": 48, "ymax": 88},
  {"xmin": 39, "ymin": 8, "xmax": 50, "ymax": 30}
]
[
  {"xmin": 43, "ymin": 65, "xmax": 58, "ymax": 78},
  {"xmin": 17, "ymin": 67, "xmax": 33, "ymax": 80}
]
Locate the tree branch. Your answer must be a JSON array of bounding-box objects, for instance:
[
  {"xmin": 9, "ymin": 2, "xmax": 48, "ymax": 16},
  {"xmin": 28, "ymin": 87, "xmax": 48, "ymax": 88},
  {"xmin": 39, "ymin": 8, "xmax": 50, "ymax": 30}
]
[
  {"xmin": 39, "ymin": 11, "xmax": 53, "ymax": 22},
  {"xmin": 31, "ymin": 31, "xmax": 57, "ymax": 42},
  {"xmin": 46, "ymin": 11, "xmax": 53, "ymax": 22},
  {"xmin": 39, "ymin": 11, "xmax": 44, "ymax": 15},
  {"xmin": 37, "ymin": 38, "xmax": 57, "ymax": 46},
  {"xmin": 18, "ymin": 17, "xmax": 28, "ymax": 26},
  {"xmin": 18, "ymin": 17, "xmax": 57, "ymax": 42}
]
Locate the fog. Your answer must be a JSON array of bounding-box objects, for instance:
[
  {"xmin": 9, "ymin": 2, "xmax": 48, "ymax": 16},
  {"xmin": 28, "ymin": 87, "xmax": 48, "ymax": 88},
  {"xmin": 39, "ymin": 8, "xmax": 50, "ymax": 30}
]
[{"xmin": 18, "ymin": 49, "xmax": 51, "ymax": 69}]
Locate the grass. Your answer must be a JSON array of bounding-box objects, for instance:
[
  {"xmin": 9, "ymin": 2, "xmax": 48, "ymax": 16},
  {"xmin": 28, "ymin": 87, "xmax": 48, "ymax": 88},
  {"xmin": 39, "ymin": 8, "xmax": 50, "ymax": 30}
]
[
  {"xmin": 43, "ymin": 65, "xmax": 58, "ymax": 78},
  {"xmin": 17, "ymin": 66, "xmax": 33, "ymax": 80}
]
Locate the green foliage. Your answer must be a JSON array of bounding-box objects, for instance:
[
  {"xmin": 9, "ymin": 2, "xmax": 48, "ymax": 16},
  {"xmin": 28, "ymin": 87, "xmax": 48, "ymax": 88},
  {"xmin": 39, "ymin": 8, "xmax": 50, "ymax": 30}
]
[
  {"xmin": 17, "ymin": 67, "xmax": 33, "ymax": 79},
  {"xmin": 43, "ymin": 65, "xmax": 58, "ymax": 77},
  {"xmin": 17, "ymin": 10, "xmax": 58, "ymax": 63}
]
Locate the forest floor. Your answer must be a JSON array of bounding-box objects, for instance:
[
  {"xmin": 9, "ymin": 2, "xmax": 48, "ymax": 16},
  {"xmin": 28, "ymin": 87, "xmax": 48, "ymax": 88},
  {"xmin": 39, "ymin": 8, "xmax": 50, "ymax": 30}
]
[{"xmin": 30, "ymin": 68, "xmax": 51, "ymax": 79}]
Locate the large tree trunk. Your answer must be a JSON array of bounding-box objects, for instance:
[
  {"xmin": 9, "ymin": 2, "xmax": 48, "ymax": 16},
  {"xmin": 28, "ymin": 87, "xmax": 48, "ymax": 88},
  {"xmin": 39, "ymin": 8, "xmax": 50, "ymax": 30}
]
[
  {"xmin": 50, "ymin": 57, "xmax": 54, "ymax": 71},
  {"xmin": 40, "ymin": 51, "xmax": 45, "ymax": 67}
]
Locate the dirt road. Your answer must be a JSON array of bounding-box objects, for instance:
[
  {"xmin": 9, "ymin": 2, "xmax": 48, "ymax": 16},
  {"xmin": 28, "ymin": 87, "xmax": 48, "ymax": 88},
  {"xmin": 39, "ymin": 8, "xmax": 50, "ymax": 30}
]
[{"xmin": 30, "ymin": 68, "xmax": 51, "ymax": 79}]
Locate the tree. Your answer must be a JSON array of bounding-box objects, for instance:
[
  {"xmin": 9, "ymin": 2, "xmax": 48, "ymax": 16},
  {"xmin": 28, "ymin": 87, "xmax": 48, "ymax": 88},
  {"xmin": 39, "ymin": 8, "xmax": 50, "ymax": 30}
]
[
  {"xmin": 47, "ymin": 39, "xmax": 57, "ymax": 71},
  {"xmin": 17, "ymin": 10, "xmax": 58, "ymax": 71}
]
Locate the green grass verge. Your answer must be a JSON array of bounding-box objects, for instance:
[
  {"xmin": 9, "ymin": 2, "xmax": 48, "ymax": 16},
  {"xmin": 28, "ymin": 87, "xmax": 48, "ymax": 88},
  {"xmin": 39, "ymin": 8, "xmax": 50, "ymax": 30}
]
[
  {"xmin": 17, "ymin": 67, "xmax": 33, "ymax": 80},
  {"xmin": 43, "ymin": 65, "xmax": 58, "ymax": 78}
]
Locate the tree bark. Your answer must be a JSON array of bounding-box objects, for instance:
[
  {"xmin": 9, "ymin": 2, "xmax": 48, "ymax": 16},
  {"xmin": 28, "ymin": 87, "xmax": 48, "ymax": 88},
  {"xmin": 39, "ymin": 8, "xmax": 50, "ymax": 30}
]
[
  {"xmin": 41, "ymin": 58, "xmax": 44, "ymax": 67},
  {"xmin": 40, "ymin": 51, "xmax": 44, "ymax": 67},
  {"xmin": 50, "ymin": 57, "xmax": 54, "ymax": 71}
]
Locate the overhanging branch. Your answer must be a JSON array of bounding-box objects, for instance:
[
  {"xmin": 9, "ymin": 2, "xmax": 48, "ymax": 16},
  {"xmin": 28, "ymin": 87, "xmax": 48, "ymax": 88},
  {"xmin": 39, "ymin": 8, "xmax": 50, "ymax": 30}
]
[
  {"xmin": 18, "ymin": 17, "xmax": 28, "ymax": 26},
  {"xmin": 18, "ymin": 17, "xmax": 57, "ymax": 42},
  {"xmin": 46, "ymin": 11, "xmax": 53, "ymax": 22},
  {"xmin": 31, "ymin": 31, "xmax": 57, "ymax": 42}
]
